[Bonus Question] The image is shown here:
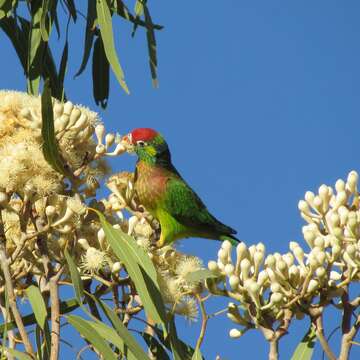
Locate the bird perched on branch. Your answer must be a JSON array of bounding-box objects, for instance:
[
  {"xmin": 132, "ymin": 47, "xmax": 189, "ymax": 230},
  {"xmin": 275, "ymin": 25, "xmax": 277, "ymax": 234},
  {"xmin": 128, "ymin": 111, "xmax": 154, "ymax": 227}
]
[{"xmin": 123, "ymin": 128, "xmax": 239, "ymax": 247}]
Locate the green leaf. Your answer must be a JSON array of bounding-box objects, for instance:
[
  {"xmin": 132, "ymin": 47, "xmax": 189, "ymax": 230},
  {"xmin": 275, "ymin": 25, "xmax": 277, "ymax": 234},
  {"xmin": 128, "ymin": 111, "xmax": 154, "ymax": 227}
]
[
  {"xmin": 192, "ymin": 348, "xmax": 203, "ymax": 360},
  {"xmin": 94, "ymin": 210, "xmax": 167, "ymax": 330},
  {"xmin": 291, "ymin": 324, "xmax": 317, "ymax": 360},
  {"xmin": 185, "ymin": 269, "xmax": 218, "ymax": 283},
  {"xmin": 92, "ymin": 35, "xmax": 109, "ymax": 108},
  {"xmin": 6, "ymin": 349, "xmax": 33, "ymax": 360},
  {"xmin": 67, "ymin": 315, "xmax": 117, "ymax": 360},
  {"xmin": 143, "ymin": 3, "xmax": 158, "ymax": 87},
  {"xmin": 0, "ymin": 0, "xmax": 16, "ymax": 20},
  {"xmin": 134, "ymin": 0, "xmax": 144, "ymax": 16},
  {"xmin": 27, "ymin": 1, "xmax": 45, "ymax": 95},
  {"xmin": 89, "ymin": 295, "xmax": 150, "ymax": 360},
  {"xmin": 41, "ymin": 79, "xmax": 72, "ymax": 177},
  {"xmin": 96, "ymin": 0, "xmax": 129, "ymax": 94},
  {"xmin": 40, "ymin": 0, "xmax": 51, "ymax": 41},
  {"xmin": 25, "ymin": 285, "xmax": 47, "ymax": 330},
  {"xmin": 0, "ymin": 16, "xmax": 28, "ymax": 71},
  {"xmin": 75, "ymin": 0, "xmax": 96, "ymax": 77},
  {"xmin": 142, "ymin": 332, "xmax": 170, "ymax": 360},
  {"xmin": 64, "ymin": 248, "xmax": 84, "ymax": 303},
  {"xmin": 58, "ymin": 40, "xmax": 68, "ymax": 101},
  {"xmin": 63, "ymin": 0, "xmax": 77, "ymax": 22},
  {"xmin": 0, "ymin": 298, "xmax": 79, "ymax": 333}
]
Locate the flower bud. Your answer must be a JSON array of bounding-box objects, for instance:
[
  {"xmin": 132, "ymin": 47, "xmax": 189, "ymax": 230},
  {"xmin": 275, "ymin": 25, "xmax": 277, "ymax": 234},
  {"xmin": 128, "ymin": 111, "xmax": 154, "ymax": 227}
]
[
  {"xmin": 224, "ymin": 263, "xmax": 235, "ymax": 276},
  {"xmin": 305, "ymin": 191, "xmax": 315, "ymax": 205},
  {"xmin": 314, "ymin": 236, "xmax": 325, "ymax": 249},
  {"xmin": 271, "ymin": 292, "xmax": 283, "ymax": 305},
  {"xmin": 298, "ymin": 200, "xmax": 310, "ymax": 213},
  {"xmin": 229, "ymin": 328, "xmax": 243, "ymax": 339},
  {"xmin": 257, "ymin": 270, "xmax": 269, "ymax": 287},
  {"xmin": 105, "ymin": 133, "xmax": 115, "ymax": 148},
  {"xmin": 240, "ymin": 259, "xmax": 251, "ymax": 280},
  {"xmin": 112, "ymin": 262, "xmax": 121, "ymax": 273},
  {"xmin": 329, "ymin": 270, "xmax": 342, "ymax": 281},
  {"xmin": 229, "ymin": 275, "xmax": 240, "ymax": 290},
  {"xmin": 78, "ymin": 238, "xmax": 90, "ymax": 250},
  {"xmin": 208, "ymin": 261, "xmax": 219, "ymax": 272},
  {"xmin": 307, "ymin": 279, "xmax": 319, "ymax": 293},
  {"xmin": 335, "ymin": 191, "xmax": 347, "ymax": 207},
  {"xmin": 335, "ymin": 179, "xmax": 346, "ymax": 193},
  {"xmin": 347, "ymin": 171, "xmax": 358, "ymax": 192},
  {"xmin": 95, "ymin": 124, "xmax": 105, "ymax": 144},
  {"xmin": 0, "ymin": 192, "xmax": 8, "ymax": 207}
]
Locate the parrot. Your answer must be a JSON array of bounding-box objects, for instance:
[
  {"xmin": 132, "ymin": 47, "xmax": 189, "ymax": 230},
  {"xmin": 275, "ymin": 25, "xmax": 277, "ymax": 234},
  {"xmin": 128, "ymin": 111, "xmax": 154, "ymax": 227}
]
[{"xmin": 123, "ymin": 128, "xmax": 240, "ymax": 247}]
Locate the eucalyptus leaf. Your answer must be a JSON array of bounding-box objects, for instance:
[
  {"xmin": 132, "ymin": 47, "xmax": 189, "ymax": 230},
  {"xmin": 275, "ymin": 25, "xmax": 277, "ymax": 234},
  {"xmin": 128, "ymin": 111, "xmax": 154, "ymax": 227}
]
[
  {"xmin": 185, "ymin": 269, "xmax": 218, "ymax": 283},
  {"xmin": 94, "ymin": 210, "xmax": 167, "ymax": 330},
  {"xmin": 67, "ymin": 315, "xmax": 117, "ymax": 360},
  {"xmin": 64, "ymin": 248, "xmax": 84, "ymax": 302},
  {"xmin": 96, "ymin": 0, "xmax": 129, "ymax": 94},
  {"xmin": 291, "ymin": 324, "xmax": 317, "ymax": 360},
  {"xmin": 41, "ymin": 79, "xmax": 72, "ymax": 176},
  {"xmin": 6, "ymin": 349, "xmax": 33, "ymax": 360},
  {"xmin": 25, "ymin": 285, "xmax": 47, "ymax": 330}
]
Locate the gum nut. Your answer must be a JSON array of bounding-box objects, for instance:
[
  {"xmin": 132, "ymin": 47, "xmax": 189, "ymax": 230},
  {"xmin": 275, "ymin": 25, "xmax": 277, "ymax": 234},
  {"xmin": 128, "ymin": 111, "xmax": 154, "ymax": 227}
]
[
  {"xmin": 330, "ymin": 271, "xmax": 342, "ymax": 281},
  {"xmin": 313, "ymin": 196, "xmax": 323, "ymax": 209},
  {"xmin": 283, "ymin": 253, "xmax": 294, "ymax": 267},
  {"xmin": 222, "ymin": 240, "xmax": 232, "ymax": 252},
  {"xmin": 307, "ymin": 279, "xmax": 319, "ymax": 293},
  {"xmin": 335, "ymin": 179, "xmax": 346, "ymax": 192},
  {"xmin": 332, "ymin": 244, "xmax": 341, "ymax": 256},
  {"xmin": 53, "ymin": 102, "xmax": 63, "ymax": 117},
  {"xmin": 97, "ymin": 228, "xmax": 106, "ymax": 242},
  {"xmin": 96, "ymin": 144, "xmax": 106, "ymax": 154},
  {"xmin": 254, "ymin": 251, "xmax": 264, "ymax": 265},
  {"xmin": 45, "ymin": 205, "xmax": 56, "ymax": 217},
  {"xmin": 218, "ymin": 249, "xmax": 228, "ymax": 263},
  {"xmin": 276, "ymin": 260, "xmax": 287, "ymax": 272},
  {"xmin": 330, "ymin": 213, "xmax": 340, "ymax": 226},
  {"xmin": 78, "ymin": 238, "xmax": 90, "ymax": 250},
  {"xmin": 208, "ymin": 261, "xmax": 219, "ymax": 272},
  {"xmin": 316, "ymin": 251, "xmax": 326, "ymax": 265},
  {"xmin": 69, "ymin": 107, "xmax": 81, "ymax": 125},
  {"xmin": 336, "ymin": 191, "xmax": 347, "ymax": 206},
  {"xmin": 265, "ymin": 255, "xmax": 276, "ymax": 267},
  {"xmin": 112, "ymin": 262, "xmax": 121, "ymax": 273},
  {"xmin": 54, "ymin": 114, "xmax": 69, "ymax": 132},
  {"xmin": 95, "ymin": 124, "xmax": 105, "ymax": 142},
  {"xmin": 224, "ymin": 263, "xmax": 235, "ymax": 276},
  {"xmin": 114, "ymin": 143, "xmax": 126, "ymax": 155},
  {"xmin": 346, "ymin": 244, "xmax": 356, "ymax": 256},
  {"xmin": 236, "ymin": 242, "xmax": 247, "ymax": 258},
  {"xmin": 105, "ymin": 133, "xmax": 115, "ymax": 147},
  {"xmin": 293, "ymin": 246, "xmax": 304, "ymax": 259},
  {"xmin": 256, "ymin": 242, "xmax": 265, "ymax": 253},
  {"xmin": 63, "ymin": 101, "xmax": 74, "ymax": 115},
  {"xmin": 240, "ymin": 258, "xmax": 251, "ymax": 272},
  {"xmin": 73, "ymin": 113, "xmax": 88, "ymax": 129},
  {"xmin": 314, "ymin": 236, "xmax": 325, "ymax": 249},
  {"xmin": 229, "ymin": 275, "xmax": 240, "ymax": 289},
  {"xmin": 298, "ymin": 200, "xmax": 309, "ymax": 212},
  {"xmin": 271, "ymin": 292, "xmax": 283, "ymax": 304},
  {"xmin": 316, "ymin": 267, "xmax": 326, "ymax": 278},
  {"xmin": 305, "ymin": 191, "xmax": 315, "ymax": 204},
  {"xmin": 248, "ymin": 281, "xmax": 260, "ymax": 295},
  {"xmin": 319, "ymin": 184, "xmax": 329, "ymax": 198},
  {"xmin": 289, "ymin": 241, "xmax": 300, "ymax": 251},
  {"xmin": 270, "ymin": 282, "xmax": 281, "ymax": 293},
  {"xmin": 229, "ymin": 329, "xmax": 242, "ymax": 339}
]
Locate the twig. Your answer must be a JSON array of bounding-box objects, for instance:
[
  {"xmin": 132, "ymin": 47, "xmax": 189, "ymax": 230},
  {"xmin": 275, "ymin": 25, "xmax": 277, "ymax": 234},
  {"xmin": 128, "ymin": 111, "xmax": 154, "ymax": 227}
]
[
  {"xmin": 194, "ymin": 294, "xmax": 209, "ymax": 351},
  {"xmin": 314, "ymin": 315, "xmax": 336, "ymax": 360},
  {"xmin": 339, "ymin": 313, "xmax": 360, "ymax": 360},
  {"xmin": 49, "ymin": 270, "xmax": 63, "ymax": 360},
  {"xmin": 0, "ymin": 243, "xmax": 34, "ymax": 356},
  {"xmin": 269, "ymin": 339, "xmax": 279, "ymax": 360}
]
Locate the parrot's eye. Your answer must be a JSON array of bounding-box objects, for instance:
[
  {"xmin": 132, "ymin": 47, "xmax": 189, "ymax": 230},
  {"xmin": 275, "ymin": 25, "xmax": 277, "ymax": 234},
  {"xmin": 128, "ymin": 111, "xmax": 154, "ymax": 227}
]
[{"xmin": 136, "ymin": 140, "xmax": 147, "ymax": 147}]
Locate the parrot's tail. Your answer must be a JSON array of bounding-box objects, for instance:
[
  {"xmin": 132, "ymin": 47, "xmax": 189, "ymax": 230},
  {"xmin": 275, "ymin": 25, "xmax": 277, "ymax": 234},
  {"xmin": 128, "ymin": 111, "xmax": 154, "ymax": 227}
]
[{"xmin": 219, "ymin": 234, "xmax": 241, "ymax": 246}]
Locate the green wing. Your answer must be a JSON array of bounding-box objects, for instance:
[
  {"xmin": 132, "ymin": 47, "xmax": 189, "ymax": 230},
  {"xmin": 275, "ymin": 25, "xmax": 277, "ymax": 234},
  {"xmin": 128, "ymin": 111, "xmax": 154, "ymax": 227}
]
[{"xmin": 163, "ymin": 176, "xmax": 236, "ymax": 236}]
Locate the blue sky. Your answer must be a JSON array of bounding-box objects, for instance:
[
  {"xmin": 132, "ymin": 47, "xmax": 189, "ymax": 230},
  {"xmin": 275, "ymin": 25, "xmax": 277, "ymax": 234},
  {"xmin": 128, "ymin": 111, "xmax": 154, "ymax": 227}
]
[{"xmin": 2, "ymin": 0, "xmax": 360, "ymax": 359}]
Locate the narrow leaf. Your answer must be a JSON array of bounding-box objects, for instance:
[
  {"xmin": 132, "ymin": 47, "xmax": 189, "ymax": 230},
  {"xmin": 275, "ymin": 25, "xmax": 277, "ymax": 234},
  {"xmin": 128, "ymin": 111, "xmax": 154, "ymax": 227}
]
[
  {"xmin": 40, "ymin": 0, "xmax": 51, "ymax": 41},
  {"xmin": 58, "ymin": 40, "xmax": 68, "ymax": 101},
  {"xmin": 75, "ymin": 0, "xmax": 96, "ymax": 77},
  {"xmin": 143, "ymin": 3, "xmax": 158, "ymax": 87},
  {"xmin": 92, "ymin": 35, "xmax": 109, "ymax": 108},
  {"xmin": 67, "ymin": 315, "xmax": 117, "ymax": 360},
  {"xmin": 94, "ymin": 210, "xmax": 167, "ymax": 329},
  {"xmin": 291, "ymin": 324, "xmax": 317, "ymax": 360},
  {"xmin": 41, "ymin": 79, "xmax": 71, "ymax": 176},
  {"xmin": 25, "ymin": 285, "xmax": 47, "ymax": 330},
  {"xmin": 64, "ymin": 248, "xmax": 84, "ymax": 302},
  {"xmin": 142, "ymin": 332, "xmax": 170, "ymax": 360},
  {"xmin": 96, "ymin": 0, "xmax": 129, "ymax": 94},
  {"xmin": 90, "ymin": 295, "xmax": 150, "ymax": 360},
  {"xmin": 192, "ymin": 348, "xmax": 203, "ymax": 360},
  {"xmin": 6, "ymin": 349, "xmax": 33, "ymax": 360},
  {"xmin": 0, "ymin": 298, "xmax": 79, "ymax": 332},
  {"xmin": 63, "ymin": 0, "xmax": 77, "ymax": 22}
]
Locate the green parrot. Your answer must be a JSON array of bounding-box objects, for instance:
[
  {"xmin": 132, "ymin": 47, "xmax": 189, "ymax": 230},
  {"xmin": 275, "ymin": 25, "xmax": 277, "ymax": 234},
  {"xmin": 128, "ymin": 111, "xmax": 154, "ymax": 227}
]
[{"xmin": 123, "ymin": 128, "xmax": 240, "ymax": 247}]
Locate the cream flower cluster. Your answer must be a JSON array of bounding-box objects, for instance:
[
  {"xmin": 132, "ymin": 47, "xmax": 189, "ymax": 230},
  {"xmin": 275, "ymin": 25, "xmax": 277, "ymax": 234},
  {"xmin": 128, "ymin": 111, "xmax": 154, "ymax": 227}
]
[{"xmin": 208, "ymin": 170, "xmax": 360, "ymax": 339}]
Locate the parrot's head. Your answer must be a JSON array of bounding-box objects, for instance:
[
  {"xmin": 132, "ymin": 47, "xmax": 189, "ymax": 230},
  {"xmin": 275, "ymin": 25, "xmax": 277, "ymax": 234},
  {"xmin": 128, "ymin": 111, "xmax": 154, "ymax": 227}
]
[{"xmin": 123, "ymin": 128, "xmax": 171, "ymax": 164}]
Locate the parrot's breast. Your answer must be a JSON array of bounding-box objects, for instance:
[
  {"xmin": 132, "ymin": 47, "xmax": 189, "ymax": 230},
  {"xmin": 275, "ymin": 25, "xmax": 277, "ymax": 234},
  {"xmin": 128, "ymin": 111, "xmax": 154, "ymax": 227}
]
[{"xmin": 134, "ymin": 161, "xmax": 169, "ymax": 213}]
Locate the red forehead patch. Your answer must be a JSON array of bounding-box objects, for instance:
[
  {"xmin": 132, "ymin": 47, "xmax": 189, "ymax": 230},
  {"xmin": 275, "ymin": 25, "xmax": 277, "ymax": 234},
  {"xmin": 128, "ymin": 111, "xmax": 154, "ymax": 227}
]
[{"xmin": 131, "ymin": 128, "xmax": 158, "ymax": 143}]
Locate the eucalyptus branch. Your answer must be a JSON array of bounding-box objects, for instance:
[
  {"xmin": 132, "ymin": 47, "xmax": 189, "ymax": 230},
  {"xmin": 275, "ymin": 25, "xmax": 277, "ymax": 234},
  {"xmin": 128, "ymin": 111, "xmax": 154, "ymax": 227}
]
[{"xmin": 194, "ymin": 294, "xmax": 209, "ymax": 351}]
